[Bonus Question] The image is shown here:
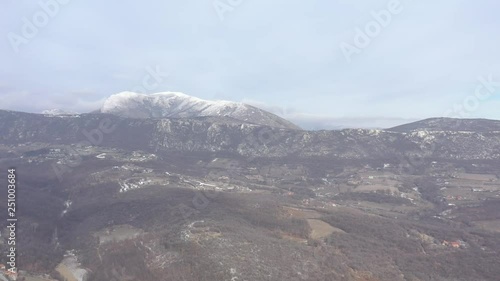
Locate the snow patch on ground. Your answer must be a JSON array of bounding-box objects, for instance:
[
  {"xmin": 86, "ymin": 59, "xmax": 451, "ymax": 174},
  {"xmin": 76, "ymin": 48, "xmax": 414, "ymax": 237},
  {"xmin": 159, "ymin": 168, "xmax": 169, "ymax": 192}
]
[{"xmin": 61, "ymin": 200, "xmax": 72, "ymax": 217}]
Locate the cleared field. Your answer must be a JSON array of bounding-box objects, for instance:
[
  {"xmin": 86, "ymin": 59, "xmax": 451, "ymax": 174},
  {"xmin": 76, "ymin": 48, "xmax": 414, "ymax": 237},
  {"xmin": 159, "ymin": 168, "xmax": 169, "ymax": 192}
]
[
  {"xmin": 353, "ymin": 201, "xmax": 421, "ymax": 216},
  {"xmin": 354, "ymin": 183, "xmax": 399, "ymax": 193},
  {"xmin": 283, "ymin": 206, "xmax": 344, "ymax": 239},
  {"xmin": 448, "ymin": 178, "xmax": 498, "ymax": 188},
  {"xmin": 355, "ymin": 172, "xmax": 401, "ymax": 193},
  {"xmin": 307, "ymin": 219, "xmax": 345, "ymax": 239},
  {"xmin": 455, "ymin": 173, "xmax": 497, "ymax": 181}
]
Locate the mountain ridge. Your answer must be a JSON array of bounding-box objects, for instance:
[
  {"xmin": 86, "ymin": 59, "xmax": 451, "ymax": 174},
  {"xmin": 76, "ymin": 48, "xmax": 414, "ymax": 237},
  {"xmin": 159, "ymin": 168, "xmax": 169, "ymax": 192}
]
[
  {"xmin": 1, "ymin": 109, "xmax": 500, "ymax": 162},
  {"xmin": 388, "ymin": 117, "xmax": 500, "ymax": 133}
]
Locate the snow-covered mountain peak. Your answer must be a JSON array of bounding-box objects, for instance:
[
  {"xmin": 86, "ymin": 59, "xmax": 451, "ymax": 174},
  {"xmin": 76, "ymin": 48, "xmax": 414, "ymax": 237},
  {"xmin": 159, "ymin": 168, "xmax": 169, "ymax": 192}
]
[
  {"xmin": 103, "ymin": 91, "xmax": 244, "ymax": 112},
  {"xmin": 100, "ymin": 91, "xmax": 300, "ymax": 129}
]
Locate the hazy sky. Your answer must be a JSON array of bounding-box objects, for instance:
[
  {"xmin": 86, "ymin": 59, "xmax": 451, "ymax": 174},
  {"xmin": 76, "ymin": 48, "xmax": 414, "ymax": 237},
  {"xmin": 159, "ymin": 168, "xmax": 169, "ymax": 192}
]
[{"xmin": 1, "ymin": 0, "xmax": 499, "ymax": 129}]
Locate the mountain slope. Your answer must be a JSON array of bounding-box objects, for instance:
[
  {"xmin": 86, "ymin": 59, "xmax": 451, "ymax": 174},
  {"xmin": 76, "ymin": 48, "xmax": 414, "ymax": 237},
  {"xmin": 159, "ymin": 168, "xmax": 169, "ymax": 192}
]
[
  {"xmin": 99, "ymin": 92, "xmax": 301, "ymax": 130},
  {"xmin": 388, "ymin": 117, "xmax": 500, "ymax": 133}
]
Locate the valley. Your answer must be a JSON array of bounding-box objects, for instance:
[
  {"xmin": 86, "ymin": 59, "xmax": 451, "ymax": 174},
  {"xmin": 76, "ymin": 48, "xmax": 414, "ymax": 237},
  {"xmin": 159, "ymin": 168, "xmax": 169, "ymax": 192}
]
[{"xmin": 0, "ymin": 111, "xmax": 500, "ymax": 281}]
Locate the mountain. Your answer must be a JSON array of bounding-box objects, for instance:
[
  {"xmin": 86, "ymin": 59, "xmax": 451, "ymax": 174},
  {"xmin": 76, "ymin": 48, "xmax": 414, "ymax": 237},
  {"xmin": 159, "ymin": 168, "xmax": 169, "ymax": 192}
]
[
  {"xmin": 99, "ymin": 91, "xmax": 301, "ymax": 130},
  {"xmin": 388, "ymin": 117, "xmax": 500, "ymax": 133},
  {"xmin": 1, "ymin": 110, "xmax": 500, "ymax": 161}
]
